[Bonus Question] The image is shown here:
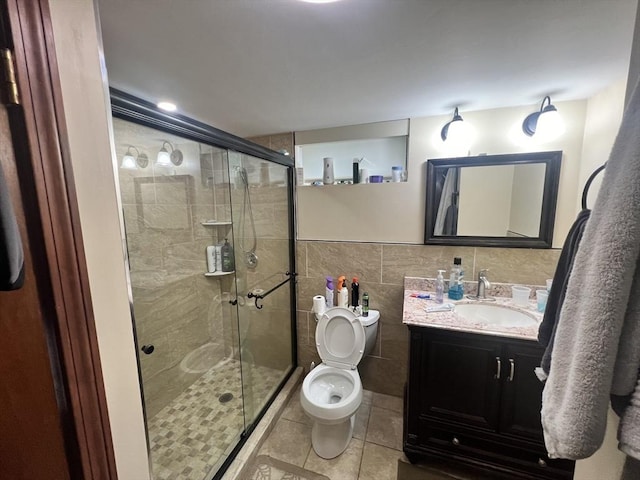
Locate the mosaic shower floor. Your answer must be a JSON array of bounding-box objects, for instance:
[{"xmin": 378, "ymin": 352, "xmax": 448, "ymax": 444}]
[{"xmin": 147, "ymin": 359, "xmax": 284, "ymax": 480}]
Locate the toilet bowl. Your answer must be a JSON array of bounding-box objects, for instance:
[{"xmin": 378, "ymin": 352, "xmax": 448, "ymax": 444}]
[{"xmin": 300, "ymin": 307, "xmax": 379, "ymax": 459}]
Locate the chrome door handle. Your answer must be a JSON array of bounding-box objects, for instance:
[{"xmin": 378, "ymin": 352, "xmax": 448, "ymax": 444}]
[
  {"xmin": 508, "ymin": 358, "xmax": 515, "ymax": 382},
  {"xmin": 494, "ymin": 357, "xmax": 501, "ymax": 379}
]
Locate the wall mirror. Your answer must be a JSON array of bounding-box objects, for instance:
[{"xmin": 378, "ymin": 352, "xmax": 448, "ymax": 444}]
[{"xmin": 424, "ymin": 151, "xmax": 562, "ymax": 248}]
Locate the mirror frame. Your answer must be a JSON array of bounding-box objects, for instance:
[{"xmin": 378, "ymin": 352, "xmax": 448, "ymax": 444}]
[{"xmin": 424, "ymin": 151, "xmax": 562, "ymax": 248}]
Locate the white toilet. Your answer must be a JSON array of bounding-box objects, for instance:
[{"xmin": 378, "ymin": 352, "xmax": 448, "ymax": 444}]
[{"xmin": 300, "ymin": 307, "xmax": 380, "ymax": 459}]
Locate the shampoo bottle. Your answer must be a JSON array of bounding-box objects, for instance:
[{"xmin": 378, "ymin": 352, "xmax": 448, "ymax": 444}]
[
  {"xmin": 351, "ymin": 277, "xmax": 360, "ymax": 308},
  {"xmin": 338, "ymin": 278, "xmax": 348, "ymax": 307},
  {"xmin": 325, "ymin": 277, "xmax": 334, "ymax": 308},
  {"xmin": 435, "ymin": 270, "xmax": 446, "ymax": 304}
]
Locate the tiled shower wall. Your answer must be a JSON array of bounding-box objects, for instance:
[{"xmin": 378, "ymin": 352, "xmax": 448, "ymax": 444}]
[{"xmin": 295, "ymin": 242, "xmax": 560, "ymax": 397}]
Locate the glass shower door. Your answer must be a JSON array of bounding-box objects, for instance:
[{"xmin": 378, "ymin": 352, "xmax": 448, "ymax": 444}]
[
  {"xmin": 112, "ymin": 118, "xmax": 246, "ymax": 479},
  {"xmin": 228, "ymin": 151, "xmax": 295, "ymax": 426}
]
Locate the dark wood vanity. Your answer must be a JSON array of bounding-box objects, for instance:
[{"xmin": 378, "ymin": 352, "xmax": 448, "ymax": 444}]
[{"xmin": 403, "ymin": 326, "xmax": 575, "ymax": 480}]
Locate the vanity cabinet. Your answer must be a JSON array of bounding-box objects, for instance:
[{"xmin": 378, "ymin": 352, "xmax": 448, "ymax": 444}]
[{"xmin": 404, "ymin": 326, "xmax": 575, "ymax": 480}]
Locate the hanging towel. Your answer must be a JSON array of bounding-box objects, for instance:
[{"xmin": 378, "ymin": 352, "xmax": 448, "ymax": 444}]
[
  {"xmin": 0, "ymin": 163, "xmax": 24, "ymax": 291},
  {"xmin": 537, "ymin": 208, "xmax": 590, "ymax": 376},
  {"xmin": 541, "ymin": 76, "xmax": 640, "ymax": 461}
]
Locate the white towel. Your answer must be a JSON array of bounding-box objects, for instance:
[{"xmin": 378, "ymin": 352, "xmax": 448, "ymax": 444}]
[{"xmin": 541, "ymin": 77, "xmax": 640, "ymax": 460}]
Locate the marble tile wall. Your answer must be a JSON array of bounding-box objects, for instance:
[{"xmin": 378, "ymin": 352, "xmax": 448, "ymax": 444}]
[{"xmin": 295, "ymin": 241, "xmax": 561, "ymax": 397}]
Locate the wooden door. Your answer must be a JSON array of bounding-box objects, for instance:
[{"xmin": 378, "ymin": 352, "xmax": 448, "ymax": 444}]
[
  {"xmin": 0, "ymin": 101, "xmax": 73, "ymax": 479},
  {"xmin": 0, "ymin": 0, "xmax": 117, "ymax": 478}
]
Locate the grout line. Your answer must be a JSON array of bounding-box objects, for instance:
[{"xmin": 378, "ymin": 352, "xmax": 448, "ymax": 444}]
[{"xmin": 380, "ymin": 244, "xmax": 384, "ymax": 284}]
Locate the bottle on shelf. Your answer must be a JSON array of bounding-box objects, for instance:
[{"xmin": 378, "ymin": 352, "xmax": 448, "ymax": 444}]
[{"xmin": 221, "ymin": 239, "xmax": 235, "ymax": 272}]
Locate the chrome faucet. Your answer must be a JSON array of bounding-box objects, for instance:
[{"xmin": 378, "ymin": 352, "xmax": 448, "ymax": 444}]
[{"xmin": 477, "ymin": 269, "xmax": 491, "ymax": 299}]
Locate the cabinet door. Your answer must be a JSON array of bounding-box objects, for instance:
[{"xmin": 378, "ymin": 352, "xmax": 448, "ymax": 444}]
[
  {"xmin": 499, "ymin": 343, "xmax": 545, "ymax": 442},
  {"xmin": 421, "ymin": 331, "xmax": 503, "ymax": 431}
]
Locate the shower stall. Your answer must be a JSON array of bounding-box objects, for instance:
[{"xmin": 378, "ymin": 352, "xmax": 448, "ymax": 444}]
[{"xmin": 110, "ymin": 90, "xmax": 296, "ymax": 480}]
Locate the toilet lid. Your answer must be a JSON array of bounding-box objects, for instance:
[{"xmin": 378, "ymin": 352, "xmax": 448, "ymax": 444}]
[{"xmin": 316, "ymin": 307, "xmax": 365, "ymax": 370}]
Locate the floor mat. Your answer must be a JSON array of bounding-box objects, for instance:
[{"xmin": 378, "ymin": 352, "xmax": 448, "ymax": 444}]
[{"xmin": 247, "ymin": 455, "xmax": 330, "ymax": 480}]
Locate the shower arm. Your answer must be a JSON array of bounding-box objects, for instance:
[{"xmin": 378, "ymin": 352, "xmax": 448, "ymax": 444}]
[{"xmin": 247, "ymin": 272, "xmax": 297, "ymax": 309}]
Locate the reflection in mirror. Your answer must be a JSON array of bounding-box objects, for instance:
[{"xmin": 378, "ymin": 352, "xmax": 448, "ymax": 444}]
[{"xmin": 425, "ymin": 151, "xmax": 561, "ymax": 248}]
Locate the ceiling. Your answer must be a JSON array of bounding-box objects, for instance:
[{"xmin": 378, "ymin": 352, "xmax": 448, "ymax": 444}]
[{"xmin": 97, "ymin": 0, "xmax": 637, "ymax": 138}]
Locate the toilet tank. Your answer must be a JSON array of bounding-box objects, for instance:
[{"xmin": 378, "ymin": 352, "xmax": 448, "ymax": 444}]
[{"xmin": 359, "ymin": 310, "xmax": 380, "ymax": 357}]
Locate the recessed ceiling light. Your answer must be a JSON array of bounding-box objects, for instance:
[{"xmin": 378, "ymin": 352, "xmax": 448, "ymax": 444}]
[{"xmin": 157, "ymin": 101, "xmax": 177, "ymax": 112}]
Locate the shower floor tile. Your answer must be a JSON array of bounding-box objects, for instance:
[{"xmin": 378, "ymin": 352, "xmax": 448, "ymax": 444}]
[{"xmin": 147, "ymin": 359, "xmax": 283, "ymax": 480}]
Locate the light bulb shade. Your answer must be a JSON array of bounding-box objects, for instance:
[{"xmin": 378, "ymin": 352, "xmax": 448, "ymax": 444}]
[
  {"xmin": 522, "ymin": 96, "xmax": 564, "ymax": 142},
  {"xmin": 534, "ymin": 108, "xmax": 565, "ymax": 142},
  {"xmin": 156, "ymin": 148, "xmax": 172, "ymax": 166},
  {"xmin": 121, "ymin": 153, "xmax": 137, "ymax": 169},
  {"xmin": 156, "ymin": 141, "xmax": 183, "ymax": 166},
  {"xmin": 440, "ymin": 108, "xmax": 473, "ymax": 155}
]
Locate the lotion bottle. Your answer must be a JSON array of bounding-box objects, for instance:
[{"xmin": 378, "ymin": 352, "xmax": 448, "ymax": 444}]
[
  {"xmin": 338, "ymin": 278, "xmax": 348, "ymax": 307},
  {"xmin": 325, "ymin": 277, "xmax": 334, "ymax": 308},
  {"xmin": 435, "ymin": 270, "xmax": 445, "ymax": 304}
]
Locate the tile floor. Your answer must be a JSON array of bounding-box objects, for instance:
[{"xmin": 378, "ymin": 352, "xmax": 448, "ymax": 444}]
[
  {"xmin": 257, "ymin": 388, "xmax": 408, "ymax": 480},
  {"xmin": 147, "ymin": 359, "xmax": 283, "ymax": 480}
]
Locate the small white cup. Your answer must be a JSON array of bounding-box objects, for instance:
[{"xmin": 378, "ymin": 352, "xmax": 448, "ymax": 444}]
[
  {"xmin": 546, "ymin": 279, "xmax": 553, "ymax": 292},
  {"xmin": 511, "ymin": 285, "xmax": 531, "ymax": 306}
]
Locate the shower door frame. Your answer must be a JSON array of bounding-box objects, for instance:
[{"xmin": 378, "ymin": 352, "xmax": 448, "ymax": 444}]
[{"xmin": 110, "ymin": 88, "xmax": 298, "ymax": 480}]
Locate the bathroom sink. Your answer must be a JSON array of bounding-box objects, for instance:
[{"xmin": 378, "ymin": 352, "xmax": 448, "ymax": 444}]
[{"xmin": 455, "ymin": 303, "xmax": 537, "ymax": 327}]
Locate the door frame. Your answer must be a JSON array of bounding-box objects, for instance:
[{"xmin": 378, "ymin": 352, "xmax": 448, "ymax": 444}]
[{"xmin": 2, "ymin": 0, "xmax": 117, "ymax": 477}]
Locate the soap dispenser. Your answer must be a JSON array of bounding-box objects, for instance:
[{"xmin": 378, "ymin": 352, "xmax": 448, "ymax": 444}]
[{"xmin": 435, "ymin": 270, "xmax": 445, "ymax": 304}]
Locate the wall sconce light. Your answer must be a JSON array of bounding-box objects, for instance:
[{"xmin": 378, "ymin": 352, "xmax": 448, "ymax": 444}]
[
  {"xmin": 440, "ymin": 107, "xmax": 473, "ymax": 155},
  {"xmin": 440, "ymin": 107, "xmax": 465, "ymax": 142},
  {"xmin": 522, "ymin": 96, "xmax": 565, "ymax": 142},
  {"xmin": 120, "ymin": 146, "xmax": 149, "ymax": 170},
  {"xmin": 156, "ymin": 140, "xmax": 183, "ymax": 167}
]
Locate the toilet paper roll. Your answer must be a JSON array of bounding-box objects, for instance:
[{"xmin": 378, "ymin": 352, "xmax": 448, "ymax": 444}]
[{"xmin": 313, "ymin": 295, "xmax": 326, "ymax": 316}]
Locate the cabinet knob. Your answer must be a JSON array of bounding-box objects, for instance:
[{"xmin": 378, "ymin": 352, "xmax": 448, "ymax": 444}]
[
  {"xmin": 141, "ymin": 344, "xmax": 154, "ymax": 355},
  {"xmin": 452, "ymin": 437, "xmax": 460, "ymax": 446},
  {"xmin": 538, "ymin": 458, "xmax": 547, "ymax": 467}
]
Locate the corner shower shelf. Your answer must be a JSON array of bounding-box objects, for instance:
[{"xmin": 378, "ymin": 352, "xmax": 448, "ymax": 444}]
[
  {"xmin": 201, "ymin": 221, "xmax": 232, "ymax": 226},
  {"xmin": 204, "ymin": 271, "xmax": 235, "ymax": 277}
]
